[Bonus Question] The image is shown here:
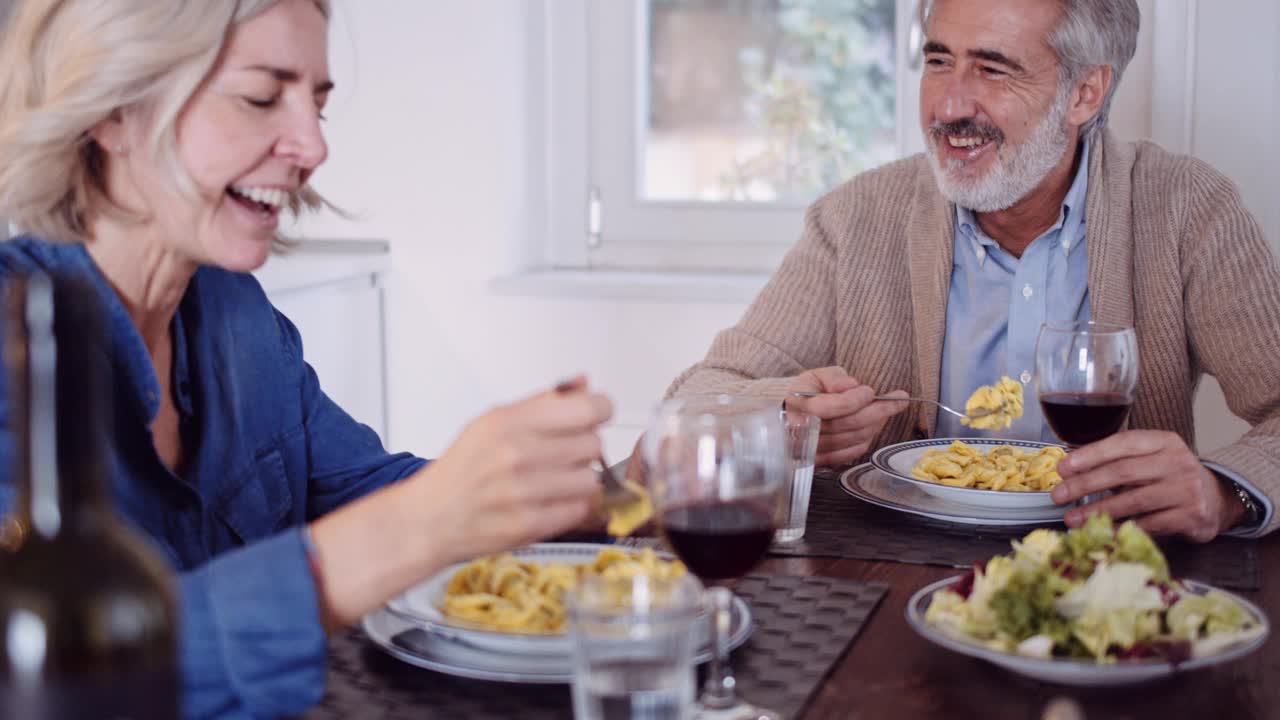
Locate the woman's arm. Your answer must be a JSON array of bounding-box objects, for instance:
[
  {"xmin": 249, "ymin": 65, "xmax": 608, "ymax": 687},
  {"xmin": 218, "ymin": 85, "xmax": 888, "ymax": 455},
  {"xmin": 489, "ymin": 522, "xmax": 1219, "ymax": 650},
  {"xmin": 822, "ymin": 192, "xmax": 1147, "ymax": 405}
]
[{"xmin": 307, "ymin": 380, "xmax": 614, "ymax": 628}]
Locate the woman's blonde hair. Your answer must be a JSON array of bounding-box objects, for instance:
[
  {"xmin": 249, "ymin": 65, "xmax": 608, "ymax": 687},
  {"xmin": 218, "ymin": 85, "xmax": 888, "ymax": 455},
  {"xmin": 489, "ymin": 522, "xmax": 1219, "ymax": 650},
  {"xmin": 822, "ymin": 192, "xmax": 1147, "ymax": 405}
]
[{"xmin": 0, "ymin": 0, "xmax": 331, "ymax": 244}]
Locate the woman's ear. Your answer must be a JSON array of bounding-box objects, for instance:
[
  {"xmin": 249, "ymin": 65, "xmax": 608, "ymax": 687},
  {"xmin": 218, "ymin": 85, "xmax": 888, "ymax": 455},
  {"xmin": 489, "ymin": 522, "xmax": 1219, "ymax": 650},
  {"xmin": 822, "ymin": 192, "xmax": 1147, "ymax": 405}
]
[{"xmin": 88, "ymin": 110, "xmax": 129, "ymax": 155}]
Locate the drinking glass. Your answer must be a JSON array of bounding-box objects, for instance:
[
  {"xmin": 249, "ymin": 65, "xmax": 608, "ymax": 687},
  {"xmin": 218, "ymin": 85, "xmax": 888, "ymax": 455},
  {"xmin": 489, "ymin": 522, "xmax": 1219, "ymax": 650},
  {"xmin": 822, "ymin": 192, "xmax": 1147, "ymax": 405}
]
[
  {"xmin": 775, "ymin": 410, "xmax": 820, "ymax": 544},
  {"xmin": 569, "ymin": 573, "xmax": 702, "ymax": 720},
  {"xmin": 1034, "ymin": 321, "xmax": 1139, "ymax": 448},
  {"xmin": 644, "ymin": 395, "xmax": 786, "ymax": 720}
]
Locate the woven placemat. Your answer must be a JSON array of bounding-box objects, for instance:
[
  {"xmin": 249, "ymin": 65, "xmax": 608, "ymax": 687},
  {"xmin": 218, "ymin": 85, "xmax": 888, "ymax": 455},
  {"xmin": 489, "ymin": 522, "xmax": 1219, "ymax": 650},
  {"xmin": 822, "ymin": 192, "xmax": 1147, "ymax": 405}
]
[
  {"xmin": 766, "ymin": 469, "xmax": 1260, "ymax": 590},
  {"xmin": 303, "ymin": 575, "xmax": 887, "ymax": 720}
]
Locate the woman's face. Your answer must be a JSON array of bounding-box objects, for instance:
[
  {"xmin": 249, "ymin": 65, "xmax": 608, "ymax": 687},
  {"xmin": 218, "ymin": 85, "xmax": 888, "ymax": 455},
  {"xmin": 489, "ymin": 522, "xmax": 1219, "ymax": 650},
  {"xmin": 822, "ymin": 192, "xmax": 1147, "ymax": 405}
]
[{"xmin": 111, "ymin": 0, "xmax": 331, "ymax": 272}]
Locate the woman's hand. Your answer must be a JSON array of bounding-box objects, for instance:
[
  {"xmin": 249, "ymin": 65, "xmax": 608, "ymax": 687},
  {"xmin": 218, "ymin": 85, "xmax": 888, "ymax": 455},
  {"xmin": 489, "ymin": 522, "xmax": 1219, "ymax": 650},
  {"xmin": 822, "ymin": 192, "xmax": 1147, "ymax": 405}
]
[
  {"xmin": 786, "ymin": 367, "xmax": 909, "ymax": 466},
  {"xmin": 420, "ymin": 378, "xmax": 613, "ymax": 561},
  {"xmin": 1050, "ymin": 429, "xmax": 1245, "ymax": 543},
  {"xmin": 308, "ymin": 378, "xmax": 612, "ymax": 627}
]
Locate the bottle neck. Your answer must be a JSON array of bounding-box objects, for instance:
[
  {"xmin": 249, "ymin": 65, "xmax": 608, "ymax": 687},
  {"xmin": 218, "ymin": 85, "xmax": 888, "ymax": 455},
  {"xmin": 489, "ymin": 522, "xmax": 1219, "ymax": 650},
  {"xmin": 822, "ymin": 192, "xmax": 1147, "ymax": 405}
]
[{"xmin": 9, "ymin": 273, "xmax": 112, "ymax": 540}]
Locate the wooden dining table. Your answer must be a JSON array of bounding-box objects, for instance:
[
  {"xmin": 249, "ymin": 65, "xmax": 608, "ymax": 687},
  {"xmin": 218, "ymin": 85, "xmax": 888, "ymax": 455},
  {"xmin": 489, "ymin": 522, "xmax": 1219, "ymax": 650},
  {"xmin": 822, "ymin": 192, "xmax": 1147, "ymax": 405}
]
[{"xmin": 760, "ymin": 543, "xmax": 1280, "ymax": 720}]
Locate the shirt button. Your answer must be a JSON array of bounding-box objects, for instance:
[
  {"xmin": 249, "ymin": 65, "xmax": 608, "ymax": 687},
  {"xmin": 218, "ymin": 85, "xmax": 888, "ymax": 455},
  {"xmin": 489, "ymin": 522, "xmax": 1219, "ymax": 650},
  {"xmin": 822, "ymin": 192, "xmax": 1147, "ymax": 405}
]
[
  {"xmin": 1020, "ymin": 370, "xmax": 1032, "ymax": 384},
  {"xmin": 1022, "ymin": 284, "xmax": 1034, "ymax": 299}
]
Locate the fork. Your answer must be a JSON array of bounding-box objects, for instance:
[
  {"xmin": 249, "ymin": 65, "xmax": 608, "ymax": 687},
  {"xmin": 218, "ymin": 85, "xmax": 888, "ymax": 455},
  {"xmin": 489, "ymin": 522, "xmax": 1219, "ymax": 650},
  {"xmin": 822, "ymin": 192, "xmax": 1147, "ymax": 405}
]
[{"xmin": 789, "ymin": 391, "xmax": 995, "ymax": 421}]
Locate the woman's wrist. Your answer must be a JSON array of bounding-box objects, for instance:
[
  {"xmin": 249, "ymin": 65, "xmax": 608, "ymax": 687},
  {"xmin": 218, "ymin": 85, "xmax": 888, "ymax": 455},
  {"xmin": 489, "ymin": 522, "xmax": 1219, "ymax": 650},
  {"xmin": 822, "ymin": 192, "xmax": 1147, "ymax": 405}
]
[{"xmin": 308, "ymin": 473, "xmax": 451, "ymax": 627}]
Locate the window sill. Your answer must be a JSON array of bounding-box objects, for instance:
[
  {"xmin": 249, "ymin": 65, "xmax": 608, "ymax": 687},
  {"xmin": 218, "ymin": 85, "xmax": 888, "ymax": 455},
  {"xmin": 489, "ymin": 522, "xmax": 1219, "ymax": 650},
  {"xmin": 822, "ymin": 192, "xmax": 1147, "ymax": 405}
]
[{"xmin": 489, "ymin": 269, "xmax": 769, "ymax": 303}]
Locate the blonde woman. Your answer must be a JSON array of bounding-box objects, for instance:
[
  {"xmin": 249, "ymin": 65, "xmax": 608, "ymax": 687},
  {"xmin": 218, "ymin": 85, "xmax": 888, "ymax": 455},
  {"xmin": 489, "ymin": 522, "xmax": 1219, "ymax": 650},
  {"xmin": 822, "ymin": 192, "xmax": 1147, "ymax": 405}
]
[{"xmin": 0, "ymin": 1, "xmax": 611, "ymax": 717}]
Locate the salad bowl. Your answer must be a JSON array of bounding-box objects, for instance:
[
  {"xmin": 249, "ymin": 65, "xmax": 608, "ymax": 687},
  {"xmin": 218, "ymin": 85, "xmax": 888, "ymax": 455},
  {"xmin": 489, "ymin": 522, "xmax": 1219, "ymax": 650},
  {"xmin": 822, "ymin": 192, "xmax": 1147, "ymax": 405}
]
[
  {"xmin": 907, "ymin": 576, "xmax": 1268, "ymax": 686},
  {"xmin": 905, "ymin": 517, "xmax": 1269, "ymax": 686}
]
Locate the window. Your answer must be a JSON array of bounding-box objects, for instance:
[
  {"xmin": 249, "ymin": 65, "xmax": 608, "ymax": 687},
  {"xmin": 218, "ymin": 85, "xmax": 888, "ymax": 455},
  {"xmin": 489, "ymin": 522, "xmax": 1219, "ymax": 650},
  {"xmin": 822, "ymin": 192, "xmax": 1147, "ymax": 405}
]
[{"xmin": 535, "ymin": 0, "xmax": 923, "ymax": 275}]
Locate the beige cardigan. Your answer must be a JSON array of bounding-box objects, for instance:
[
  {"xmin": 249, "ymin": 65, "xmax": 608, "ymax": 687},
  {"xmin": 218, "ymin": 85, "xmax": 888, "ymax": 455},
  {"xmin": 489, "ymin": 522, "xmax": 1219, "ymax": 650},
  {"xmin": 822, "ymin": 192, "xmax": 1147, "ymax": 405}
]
[{"xmin": 667, "ymin": 130, "xmax": 1280, "ymax": 536}]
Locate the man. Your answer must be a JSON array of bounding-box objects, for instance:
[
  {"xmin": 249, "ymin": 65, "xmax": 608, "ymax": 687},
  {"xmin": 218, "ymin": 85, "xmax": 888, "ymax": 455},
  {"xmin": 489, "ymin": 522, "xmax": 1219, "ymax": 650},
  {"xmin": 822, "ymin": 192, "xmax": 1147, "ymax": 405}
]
[{"xmin": 660, "ymin": 0, "xmax": 1280, "ymax": 541}]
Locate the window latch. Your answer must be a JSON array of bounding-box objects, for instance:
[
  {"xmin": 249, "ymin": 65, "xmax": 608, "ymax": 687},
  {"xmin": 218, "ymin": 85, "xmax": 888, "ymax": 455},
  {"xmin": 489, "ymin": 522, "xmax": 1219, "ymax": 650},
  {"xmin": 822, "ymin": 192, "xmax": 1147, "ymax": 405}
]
[{"xmin": 587, "ymin": 186, "xmax": 602, "ymax": 249}]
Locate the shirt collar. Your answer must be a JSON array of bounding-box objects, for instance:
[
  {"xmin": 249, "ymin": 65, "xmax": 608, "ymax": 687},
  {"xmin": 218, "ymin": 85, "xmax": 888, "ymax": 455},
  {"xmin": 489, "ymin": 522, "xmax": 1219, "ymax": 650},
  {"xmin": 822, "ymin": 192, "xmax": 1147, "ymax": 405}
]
[{"xmin": 955, "ymin": 135, "xmax": 1092, "ymax": 265}]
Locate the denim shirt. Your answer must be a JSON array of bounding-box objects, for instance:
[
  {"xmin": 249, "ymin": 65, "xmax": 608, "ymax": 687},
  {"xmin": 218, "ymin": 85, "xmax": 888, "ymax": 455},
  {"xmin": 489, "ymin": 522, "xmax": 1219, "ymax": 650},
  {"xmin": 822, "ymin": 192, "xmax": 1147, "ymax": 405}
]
[
  {"xmin": 0, "ymin": 237, "xmax": 427, "ymax": 718},
  {"xmin": 937, "ymin": 138, "xmax": 1092, "ymax": 441}
]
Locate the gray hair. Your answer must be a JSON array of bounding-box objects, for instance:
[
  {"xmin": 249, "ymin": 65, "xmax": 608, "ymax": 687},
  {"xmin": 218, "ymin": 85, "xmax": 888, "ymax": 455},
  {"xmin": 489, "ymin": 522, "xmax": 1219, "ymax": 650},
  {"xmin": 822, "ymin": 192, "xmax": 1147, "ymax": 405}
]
[{"xmin": 921, "ymin": 0, "xmax": 1140, "ymax": 138}]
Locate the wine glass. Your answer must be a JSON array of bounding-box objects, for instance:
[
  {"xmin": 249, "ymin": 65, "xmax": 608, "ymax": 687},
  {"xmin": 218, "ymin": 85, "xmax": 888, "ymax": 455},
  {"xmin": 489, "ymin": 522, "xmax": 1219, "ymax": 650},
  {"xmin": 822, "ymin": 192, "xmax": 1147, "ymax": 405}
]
[
  {"xmin": 1034, "ymin": 321, "xmax": 1139, "ymax": 448},
  {"xmin": 643, "ymin": 394, "xmax": 786, "ymax": 720}
]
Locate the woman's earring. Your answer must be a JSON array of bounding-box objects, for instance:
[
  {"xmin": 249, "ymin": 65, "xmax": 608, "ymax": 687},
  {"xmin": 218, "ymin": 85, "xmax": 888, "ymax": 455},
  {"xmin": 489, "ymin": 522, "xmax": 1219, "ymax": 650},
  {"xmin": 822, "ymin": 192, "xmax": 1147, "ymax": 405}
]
[{"xmin": 114, "ymin": 144, "xmax": 127, "ymax": 154}]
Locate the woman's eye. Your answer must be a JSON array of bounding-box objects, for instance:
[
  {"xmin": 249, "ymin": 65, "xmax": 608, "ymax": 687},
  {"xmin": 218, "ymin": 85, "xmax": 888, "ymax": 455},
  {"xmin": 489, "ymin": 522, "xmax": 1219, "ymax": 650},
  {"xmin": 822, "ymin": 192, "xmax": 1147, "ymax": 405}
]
[{"xmin": 245, "ymin": 96, "xmax": 278, "ymax": 109}]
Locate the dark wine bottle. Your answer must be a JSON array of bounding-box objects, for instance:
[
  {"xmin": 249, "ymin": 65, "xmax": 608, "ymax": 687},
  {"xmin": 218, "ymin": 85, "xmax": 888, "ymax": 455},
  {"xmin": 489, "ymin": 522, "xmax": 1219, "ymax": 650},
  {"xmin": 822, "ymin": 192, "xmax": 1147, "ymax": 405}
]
[{"xmin": 0, "ymin": 273, "xmax": 179, "ymax": 719}]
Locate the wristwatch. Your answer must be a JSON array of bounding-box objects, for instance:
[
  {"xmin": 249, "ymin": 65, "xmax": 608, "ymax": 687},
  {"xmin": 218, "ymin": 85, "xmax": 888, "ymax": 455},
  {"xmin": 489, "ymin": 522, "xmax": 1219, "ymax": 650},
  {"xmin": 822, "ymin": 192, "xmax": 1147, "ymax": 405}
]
[{"xmin": 1226, "ymin": 480, "xmax": 1262, "ymax": 529}]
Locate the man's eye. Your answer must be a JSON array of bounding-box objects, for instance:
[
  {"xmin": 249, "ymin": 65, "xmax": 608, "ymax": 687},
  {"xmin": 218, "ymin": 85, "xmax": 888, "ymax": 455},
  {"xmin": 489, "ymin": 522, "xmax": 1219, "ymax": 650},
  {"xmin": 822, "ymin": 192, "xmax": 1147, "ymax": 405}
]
[
  {"xmin": 981, "ymin": 66, "xmax": 1007, "ymax": 78},
  {"xmin": 925, "ymin": 57, "xmax": 948, "ymax": 68}
]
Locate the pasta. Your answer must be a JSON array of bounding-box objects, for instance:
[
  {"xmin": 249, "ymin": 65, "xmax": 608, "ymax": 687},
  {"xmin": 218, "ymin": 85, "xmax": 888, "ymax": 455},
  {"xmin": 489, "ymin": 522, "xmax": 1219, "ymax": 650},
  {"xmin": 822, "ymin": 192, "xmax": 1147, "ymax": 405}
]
[
  {"xmin": 606, "ymin": 480, "xmax": 653, "ymax": 537},
  {"xmin": 910, "ymin": 439, "xmax": 1065, "ymax": 492},
  {"xmin": 961, "ymin": 376, "xmax": 1024, "ymax": 430},
  {"xmin": 440, "ymin": 548, "xmax": 686, "ymax": 634}
]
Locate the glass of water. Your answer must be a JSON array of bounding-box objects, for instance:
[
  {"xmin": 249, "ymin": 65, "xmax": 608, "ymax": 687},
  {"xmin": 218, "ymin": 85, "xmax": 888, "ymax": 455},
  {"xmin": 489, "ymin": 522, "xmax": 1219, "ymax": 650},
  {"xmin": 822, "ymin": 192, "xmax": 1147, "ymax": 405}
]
[
  {"xmin": 775, "ymin": 410, "xmax": 820, "ymax": 544},
  {"xmin": 568, "ymin": 572, "xmax": 701, "ymax": 720}
]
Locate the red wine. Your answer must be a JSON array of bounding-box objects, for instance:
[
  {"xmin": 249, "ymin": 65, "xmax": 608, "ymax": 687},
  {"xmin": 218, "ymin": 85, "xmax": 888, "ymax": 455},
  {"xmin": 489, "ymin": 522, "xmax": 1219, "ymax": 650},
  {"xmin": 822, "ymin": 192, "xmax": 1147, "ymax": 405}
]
[
  {"xmin": 661, "ymin": 500, "xmax": 774, "ymax": 580},
  {"xmin": 0, "ymin": 274, "xmax": 179, "ymax": 719},
  {"xmin": 1040, "ymin": 391, "xmax": 1132, "ymax": 446}
]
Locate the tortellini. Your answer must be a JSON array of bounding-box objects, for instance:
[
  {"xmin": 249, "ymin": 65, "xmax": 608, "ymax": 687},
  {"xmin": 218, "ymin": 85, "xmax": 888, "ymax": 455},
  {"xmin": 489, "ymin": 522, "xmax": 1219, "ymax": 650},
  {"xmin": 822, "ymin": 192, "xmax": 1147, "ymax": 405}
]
[
  {"xmin": 961, "ymin": 376, "xmax": 1024, "ymax": 430},
  {"xmin": 910, "ymin": 440, "xmax": 1065, "ymax": 492}
]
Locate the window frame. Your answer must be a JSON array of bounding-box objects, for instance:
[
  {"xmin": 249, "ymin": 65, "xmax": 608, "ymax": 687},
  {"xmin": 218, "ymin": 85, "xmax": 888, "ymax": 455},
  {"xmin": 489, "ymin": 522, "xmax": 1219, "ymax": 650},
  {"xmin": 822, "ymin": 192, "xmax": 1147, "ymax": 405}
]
[{"xmin": 531, "ymin": 0, "xmax": 923, "ymax": 275}]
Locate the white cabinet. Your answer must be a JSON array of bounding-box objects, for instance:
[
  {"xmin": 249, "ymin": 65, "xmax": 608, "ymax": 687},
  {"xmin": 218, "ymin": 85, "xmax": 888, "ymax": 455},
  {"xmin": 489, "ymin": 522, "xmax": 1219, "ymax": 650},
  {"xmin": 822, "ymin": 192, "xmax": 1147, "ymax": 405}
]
[{"xmin": 254, "ymin": 241, "xmax": 390, "ymax": 443}]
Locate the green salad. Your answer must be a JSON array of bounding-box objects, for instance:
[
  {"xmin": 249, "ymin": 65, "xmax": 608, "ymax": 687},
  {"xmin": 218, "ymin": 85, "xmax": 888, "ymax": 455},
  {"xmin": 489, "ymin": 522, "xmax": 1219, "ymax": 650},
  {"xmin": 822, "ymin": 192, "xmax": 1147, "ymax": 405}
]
[{"xmin": 925, "ymin": 515, "xmax": 1263, "ymax": 663}]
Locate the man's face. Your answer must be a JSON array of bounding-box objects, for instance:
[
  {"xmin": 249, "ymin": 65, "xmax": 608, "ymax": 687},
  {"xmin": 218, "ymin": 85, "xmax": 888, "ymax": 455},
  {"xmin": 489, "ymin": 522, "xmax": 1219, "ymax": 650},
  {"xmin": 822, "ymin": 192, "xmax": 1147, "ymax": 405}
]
[{"xmin": 918, "ymin": 0, "xmax": 1074, "ymax": 212}]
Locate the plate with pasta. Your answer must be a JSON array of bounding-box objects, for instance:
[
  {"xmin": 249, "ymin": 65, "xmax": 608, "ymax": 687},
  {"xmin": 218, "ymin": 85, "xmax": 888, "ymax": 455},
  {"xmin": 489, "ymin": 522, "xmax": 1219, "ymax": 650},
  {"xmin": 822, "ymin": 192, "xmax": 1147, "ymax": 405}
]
[
  {"xmin": 871, "ymin": 438, "xmax": 1068, "ymax": 510},
  {"xmin": 840, "ymin": 464, "xmax": 1065, "ymax": 526},
  {"xmin": 384, "ymin": 543, "xmax": 750, "ymax": 657}
]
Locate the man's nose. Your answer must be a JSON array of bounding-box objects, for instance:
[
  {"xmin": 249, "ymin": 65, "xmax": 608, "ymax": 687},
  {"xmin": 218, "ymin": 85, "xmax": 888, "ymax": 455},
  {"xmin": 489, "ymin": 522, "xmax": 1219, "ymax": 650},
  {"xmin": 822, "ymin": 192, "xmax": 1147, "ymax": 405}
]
[{"xmin": 934, "ymin": 73, "xmax": 979, "ymax": 124}]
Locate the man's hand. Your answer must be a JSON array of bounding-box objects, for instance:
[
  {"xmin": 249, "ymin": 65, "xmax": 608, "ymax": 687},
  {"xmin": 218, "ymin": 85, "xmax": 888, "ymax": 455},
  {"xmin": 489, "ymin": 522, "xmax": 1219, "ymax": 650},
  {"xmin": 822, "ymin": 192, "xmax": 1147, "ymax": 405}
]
[
  {"xmin": 786, "ymin": 367, "xmax": 909, "ymax": 466},
  {"xmin": 1050, "ymin": 429, "xmax": 1245, "ymax": 543}
]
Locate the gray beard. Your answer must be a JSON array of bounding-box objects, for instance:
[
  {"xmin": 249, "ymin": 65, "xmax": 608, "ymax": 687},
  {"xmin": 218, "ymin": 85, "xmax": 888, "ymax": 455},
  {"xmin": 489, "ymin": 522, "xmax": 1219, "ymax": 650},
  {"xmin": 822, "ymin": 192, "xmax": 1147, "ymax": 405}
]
[{"xmin": 925, "ymin": 86, "xmax": 1073, "ymax": 213}]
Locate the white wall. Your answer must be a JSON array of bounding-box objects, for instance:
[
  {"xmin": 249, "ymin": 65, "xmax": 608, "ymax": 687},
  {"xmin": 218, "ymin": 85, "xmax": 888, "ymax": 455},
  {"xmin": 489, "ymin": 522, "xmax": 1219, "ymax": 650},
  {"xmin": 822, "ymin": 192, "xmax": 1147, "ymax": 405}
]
[
  {"xmin": 291, "ymin": 1, "xmax": 745, "ymax": 459},
  {"xmin": 292, "ymin": 0, "xmax": 1274, "ymax": 460}
]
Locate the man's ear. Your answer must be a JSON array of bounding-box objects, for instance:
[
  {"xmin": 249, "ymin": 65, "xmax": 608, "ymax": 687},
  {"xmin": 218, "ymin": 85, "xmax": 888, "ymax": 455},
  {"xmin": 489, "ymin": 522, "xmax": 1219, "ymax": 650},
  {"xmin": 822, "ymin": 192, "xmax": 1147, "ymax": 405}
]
[{"xmin": 1067, "ymin": 65, "xmax": 1113, "ymax": 130}]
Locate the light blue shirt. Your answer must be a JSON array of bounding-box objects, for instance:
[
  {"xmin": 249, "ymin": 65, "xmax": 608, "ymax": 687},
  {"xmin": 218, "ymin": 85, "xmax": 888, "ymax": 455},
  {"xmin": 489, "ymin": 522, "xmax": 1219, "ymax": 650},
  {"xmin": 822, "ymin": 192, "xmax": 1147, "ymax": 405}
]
[{"xmin": 937, "ymin": 140, "xmax": 1092, "ymax": 442}]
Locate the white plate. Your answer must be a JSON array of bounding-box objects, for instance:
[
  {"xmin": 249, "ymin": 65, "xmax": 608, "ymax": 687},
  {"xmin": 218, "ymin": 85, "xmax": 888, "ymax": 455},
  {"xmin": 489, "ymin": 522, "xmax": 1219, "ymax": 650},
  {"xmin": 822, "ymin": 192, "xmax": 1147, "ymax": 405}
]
[
  {"xmin": 840, "ymin": 464, "xmax": 1065, "ymax": 526},
  {"xmin": 365, "ymin": 591, "xmax": 753, "ymax": 684},
  {"xmin": 871, "ymin": 438, "xmax": 1066, "ymax": 510},
  {"xmin": 388, "ymin": 543, "xmax": 613, "ymax": 655},
  {"xmin": 906, "ymin": 576, "xmax": 1270, "ymax": 686}
]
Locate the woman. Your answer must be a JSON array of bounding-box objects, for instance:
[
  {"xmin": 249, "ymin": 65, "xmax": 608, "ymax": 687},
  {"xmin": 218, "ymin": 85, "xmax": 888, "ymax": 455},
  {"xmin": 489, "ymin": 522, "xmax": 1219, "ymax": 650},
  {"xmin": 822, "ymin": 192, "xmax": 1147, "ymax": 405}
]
[{"xmin": 0, "ymin": 1, "xmax": 611, "ymax": 717}]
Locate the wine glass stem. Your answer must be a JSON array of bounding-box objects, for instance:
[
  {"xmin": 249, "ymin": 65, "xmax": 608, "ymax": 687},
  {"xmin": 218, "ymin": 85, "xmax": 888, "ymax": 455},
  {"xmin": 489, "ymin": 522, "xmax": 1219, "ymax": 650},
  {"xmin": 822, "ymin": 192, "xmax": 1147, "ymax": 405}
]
[{"xmin": 702, "ymin": 585, "xmax": 737, "ymax": 709}]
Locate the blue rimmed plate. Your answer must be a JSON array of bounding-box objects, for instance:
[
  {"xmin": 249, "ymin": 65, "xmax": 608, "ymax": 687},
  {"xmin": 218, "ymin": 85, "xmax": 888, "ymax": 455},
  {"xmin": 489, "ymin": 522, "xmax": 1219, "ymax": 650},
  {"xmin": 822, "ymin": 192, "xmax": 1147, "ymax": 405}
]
[
  {"xmin": 839, "ymin": 464, "xmax": 1065, "ymax": 526},
  {"xmin": 871, "ymin": 437, "xmax": 1067, "ymax": 510}
]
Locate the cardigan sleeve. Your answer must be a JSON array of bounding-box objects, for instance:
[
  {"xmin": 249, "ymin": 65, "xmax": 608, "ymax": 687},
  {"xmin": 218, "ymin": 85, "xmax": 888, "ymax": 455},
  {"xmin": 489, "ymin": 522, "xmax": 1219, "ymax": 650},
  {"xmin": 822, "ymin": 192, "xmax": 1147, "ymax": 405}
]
[{"xmin": 1179, "ymin": 158, "xmax": 1280, "ymax": 536}]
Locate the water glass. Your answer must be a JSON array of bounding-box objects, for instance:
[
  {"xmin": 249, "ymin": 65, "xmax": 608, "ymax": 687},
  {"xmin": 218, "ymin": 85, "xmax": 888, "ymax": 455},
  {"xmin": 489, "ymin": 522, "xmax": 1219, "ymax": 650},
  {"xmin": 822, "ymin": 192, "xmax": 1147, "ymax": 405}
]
[
  {"xmin": 568, "ymin": 573, "xmax": 701, "ymax": 720},
  {"xmin": 775, "ymin": 410, "xmax": 820, "ymax": 544}
]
